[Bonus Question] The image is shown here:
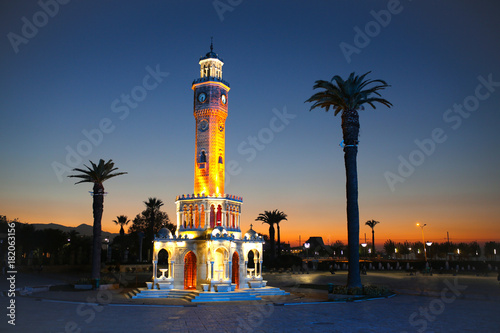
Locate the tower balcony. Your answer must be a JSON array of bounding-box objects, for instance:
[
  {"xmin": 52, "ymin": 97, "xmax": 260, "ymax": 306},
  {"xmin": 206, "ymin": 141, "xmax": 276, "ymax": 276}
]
[
  {"xmin": 192, "ymin": 76, "xmax": 230, "ymax": 87},
  {"xmin": 175, "ymin": 193, "xmax": 243, "ymax": 239}
]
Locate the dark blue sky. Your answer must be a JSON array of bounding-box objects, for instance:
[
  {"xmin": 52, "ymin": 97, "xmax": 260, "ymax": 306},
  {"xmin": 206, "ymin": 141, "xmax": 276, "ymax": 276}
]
[{"xmin": 1, "ymin": 0, "xmax": 499, "ymax": 245}]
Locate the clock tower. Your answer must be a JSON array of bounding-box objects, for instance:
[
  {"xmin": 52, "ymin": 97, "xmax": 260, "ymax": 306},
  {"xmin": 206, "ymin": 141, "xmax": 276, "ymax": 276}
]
[
  {"xmin": 174, "ymin": 42, "xmax": 243, "ymax": 236},
  {"xmin": 192, "ymin": 41, "xmax": 230, "ymax": 196}
]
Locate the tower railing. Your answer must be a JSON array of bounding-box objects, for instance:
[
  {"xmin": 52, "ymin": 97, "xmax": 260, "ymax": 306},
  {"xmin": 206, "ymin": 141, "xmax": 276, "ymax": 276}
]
[{"xmin": 192, "ymin": 76, "xmax": 230, "ymax": 87}]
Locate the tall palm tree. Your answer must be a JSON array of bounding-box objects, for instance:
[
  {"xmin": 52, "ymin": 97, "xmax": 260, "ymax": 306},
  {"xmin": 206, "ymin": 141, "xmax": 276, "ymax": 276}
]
[
  {"xmin": 68, "ymin": 159, "xmax": 126, "ymax": 287},
  {"xmin": 113, "ymin": 215, "xmax": 130, "ymax": 237},
  {"xmin": 365, "ymin": 220, "xmax": 380, "ymax": 257},
  {"xmin": 306, "ymin": 72, "xmax": 392, "ymax": 289},
  {"xmin": 144, "ymin": 197, "xmax": 164, "ymax": 260},
  {"xmin": 256, "ymin": 209, "xmax": 287, "ymax": 259},
  {"xmin": 274, "ymin": 211, "xmax": 288, "ymax": 256}
]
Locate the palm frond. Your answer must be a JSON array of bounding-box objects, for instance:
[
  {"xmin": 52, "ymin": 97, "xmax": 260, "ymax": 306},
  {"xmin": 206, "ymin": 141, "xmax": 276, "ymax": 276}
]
[
  {"xmin": 68, "ymin": 159, "xmax": 127, "ymax": 185},
  {"xmin": 306, "ymin": 71, "xmax": 392, "ymax": 116}
]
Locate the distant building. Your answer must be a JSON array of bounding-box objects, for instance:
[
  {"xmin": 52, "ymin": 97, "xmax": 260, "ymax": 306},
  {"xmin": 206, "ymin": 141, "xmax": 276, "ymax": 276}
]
[{"xmin": 304, "ymin": 237, "xmax": 332, "ymax": 257}]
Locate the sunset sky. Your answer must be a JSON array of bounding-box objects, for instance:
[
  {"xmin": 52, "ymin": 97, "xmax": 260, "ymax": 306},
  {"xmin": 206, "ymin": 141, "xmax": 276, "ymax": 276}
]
[{"xmin": 1, "ymin": 1, "xmax": 499, "ymax": 247}]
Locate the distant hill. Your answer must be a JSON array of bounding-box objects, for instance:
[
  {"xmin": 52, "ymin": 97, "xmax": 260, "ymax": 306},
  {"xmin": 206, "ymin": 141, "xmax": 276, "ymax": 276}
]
[{"xmin": 31, "ymin": 223, "xmax": 118, "ymax": 240}]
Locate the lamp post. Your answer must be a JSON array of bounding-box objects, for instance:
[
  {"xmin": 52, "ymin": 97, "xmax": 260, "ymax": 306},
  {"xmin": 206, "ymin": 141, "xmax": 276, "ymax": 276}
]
[
  {"xmin": 103, "ymin": 238, "xmax": 110, "ymax": 263},
  {"xmin": 417, "ymin": 223, "xmax": 427, "ymax": 262},
  {"xmin": 304, "ymin": 242, "xmax": 310, "ymax": 259},
  {"xmin": 426, "ymin": 241, "xmax": 433, "ymax": 261},
  {"xmin": 361, "ymin": 243, "xmax": 367, "ymax": 259}
]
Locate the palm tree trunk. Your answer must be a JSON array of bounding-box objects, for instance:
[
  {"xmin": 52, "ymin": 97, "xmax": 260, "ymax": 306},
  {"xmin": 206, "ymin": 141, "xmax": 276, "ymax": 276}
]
[
  {"xmin": 371, "ymin": 229, "xmax": 375, "ymax": 257},
  {"xmin": 91, "ymin": 183, "xmax": 104, "ymax": 287},
  {"xmin": 342, "ymin": 110, "xmax": 362, "ymax": 289},
  {"xmin": 149, "ymin": 211, "xmax": 155, "ymax": 262},
  {"xmin": 269, "ymin": 225, "xmax": 275, "ymax": 261},
  {"xmin": 277, "ymin": 223, "xmax": 281, "ymax": 257}
]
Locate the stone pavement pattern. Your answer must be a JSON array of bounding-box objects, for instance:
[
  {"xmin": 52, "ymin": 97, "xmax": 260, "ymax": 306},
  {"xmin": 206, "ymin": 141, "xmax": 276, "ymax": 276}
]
[{"xmin": 1, "ymin": 271, "xmax": 499, "ymax": 332}]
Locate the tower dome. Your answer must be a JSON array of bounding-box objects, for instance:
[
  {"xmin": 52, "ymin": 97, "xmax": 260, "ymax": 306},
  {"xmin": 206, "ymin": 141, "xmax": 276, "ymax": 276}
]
[
  {"xmin": 211, "ymin": 226, "xmax": 228, "ymax": 238},
  {"xmin": 244, "ymin": 224, "xmax": 259, "ymax": 240},
  {"xmin": 157, "ymin": 227, "xmax": 172, "ymax": 238},
  {"xmin": 199, "ymin": 39, "xmax": 223, "ymax": 62}
]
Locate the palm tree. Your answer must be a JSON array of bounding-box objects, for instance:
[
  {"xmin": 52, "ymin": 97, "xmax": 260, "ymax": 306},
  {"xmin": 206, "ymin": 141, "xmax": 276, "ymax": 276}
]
[
  {"xmin": 274, "ymin": 211, "xmax": 288, "ymax": 256},
  {"xmin": 256, "ymin": 209, "xmax": 287, "ymax": 259},
  {"xmin": 113, "ymin": 215, "xmax": 130, "ymax": 263},
  {"xmin": 306, "ymin": 72, "xmax": 392, "ymax": 289},
  {"xmin": 68, "ymin": 159, "xmax": 127, "ymax": 287},
  {"xmin": 144, "ymin": 197, "xmax": 164, "ymax": 260},
  {"xmin": 113, "ymin": 215, "xmax": 130, "ymax": 237},
  {"xmin": 365, "ymin": 220, "xmax": 380, "ymax": 257}
]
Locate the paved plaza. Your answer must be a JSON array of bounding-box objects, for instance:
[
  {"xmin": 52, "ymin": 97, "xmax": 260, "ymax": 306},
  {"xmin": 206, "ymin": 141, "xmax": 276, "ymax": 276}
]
[{"xmin": 1, "ymin": 270, "xmax": 499, "ymax": 332}]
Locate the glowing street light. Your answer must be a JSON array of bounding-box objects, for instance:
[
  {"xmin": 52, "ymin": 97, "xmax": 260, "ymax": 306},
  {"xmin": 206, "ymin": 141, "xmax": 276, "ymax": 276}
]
[
  {"xmin": 417, "ymin": 223, "xmax": 428, "ymax": 262},
  {"xmin": 304, "ymin": 242, "xmax": 310, "ymax": 258},
  {"xmin": 361, "ymin": 243, "xmax": 367, "ymax": 258},
  {"xmin": 426, "ymin": 241, "xmax": 433, "ymax": 260}
]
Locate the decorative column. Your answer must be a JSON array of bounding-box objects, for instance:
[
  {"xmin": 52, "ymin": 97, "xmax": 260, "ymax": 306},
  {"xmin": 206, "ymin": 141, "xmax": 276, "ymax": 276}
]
[
  {"xmin": 170, "ymin": 260, "xmax": 175, "ymax": 279},
  {"xmin": 245, "ymin": 260, "xmax": 248, "ymax": 277},
  {"xmin": 153, "ymin": 260, "xmax": 158, "ymax": 281},
  {"xmin": 206, "ymin": 209, "xmax": 210, "ymax": 230},
  {"xmin": 176, "ymin": 211, "xmax": 181, "ymax": 234},
  {"xmin": 259, "ymin": 260, "xmax": 263, "ymax": 278},
  {"xmin": 254, "ymin": 259, "xmax": 258, "ymax": 277},
  {"xmin": 210, "ymin": 261, "xmax": 214, "ymax": 280},
  {"xmin": 228, "ymin": 260, "xmax": 232, "ymax": 282},
  {"xmin": 222, "ymin": 208, "xmax": 227, "ymax": 228}
]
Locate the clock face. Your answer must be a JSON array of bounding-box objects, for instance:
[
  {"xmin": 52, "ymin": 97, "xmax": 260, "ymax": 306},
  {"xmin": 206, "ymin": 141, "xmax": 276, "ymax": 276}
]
[
  {"xmin": 198, "ymin": 93, "xmax": 207, "ymax": 103},
  {"xmin": 198, "ymin": 119, "xmax": 209, "ymax": 132},
  {"xmin": 221, "ymin": 94, "xmax": 227, "ymax": 105}
]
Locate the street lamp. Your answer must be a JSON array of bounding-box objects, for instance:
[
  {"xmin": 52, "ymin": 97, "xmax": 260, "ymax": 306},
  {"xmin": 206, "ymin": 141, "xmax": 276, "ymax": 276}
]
[
  {"xmin": 426, "ymin": 241, "xmax": 433, "ymax": 260},
  {"xmin": 417, "ymin": 223, "xmax": 427, "ymax": 261},
  {"xmin": 361, "ymin": 243, "xmax": 367, "ymax": 258},
  {"xmin": 304, "ymin": 242, "xmax": 310, "ymax": 258}
]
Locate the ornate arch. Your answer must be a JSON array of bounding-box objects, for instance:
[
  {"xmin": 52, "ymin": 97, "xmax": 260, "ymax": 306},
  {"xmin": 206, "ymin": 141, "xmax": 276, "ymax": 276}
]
[{"xmin": 184, "ymin": 251, "xmax": 197, "ymax": 290}]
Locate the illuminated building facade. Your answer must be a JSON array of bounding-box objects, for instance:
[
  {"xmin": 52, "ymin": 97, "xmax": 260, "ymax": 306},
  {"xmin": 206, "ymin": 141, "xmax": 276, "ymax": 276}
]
[{"xmin": 149, "ymin": 44, "xmax": 264, "ymax": 292}]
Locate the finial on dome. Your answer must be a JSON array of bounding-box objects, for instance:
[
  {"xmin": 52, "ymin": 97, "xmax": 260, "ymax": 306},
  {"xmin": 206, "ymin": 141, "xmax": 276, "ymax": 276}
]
[{"xmin": 210, "ymin": 37, "xmax": 213, "ymax": 52}]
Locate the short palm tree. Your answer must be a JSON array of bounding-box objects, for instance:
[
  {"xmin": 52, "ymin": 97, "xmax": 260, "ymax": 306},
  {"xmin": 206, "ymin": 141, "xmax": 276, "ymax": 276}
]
[
  {"xmin": 113, "ymin": 215, "xmax": 130, "ymax": 237},
  {"xmin": 306, "ymin": 72, "xmax": 392, "ymax": 289},
  {"xmin": 256, "ymin": 209, "xmax": 287, "ymax": 260},
  {"xmin": 68, "ymin": 159, "xmax": 127, "ymax": 287},
  {"xmin": 144, "ymin": 197, "xmax": 164, "ymax": 260},
  {"xmin": 365, "ymin": 220, "xmax": 380, "ymax": 257}
]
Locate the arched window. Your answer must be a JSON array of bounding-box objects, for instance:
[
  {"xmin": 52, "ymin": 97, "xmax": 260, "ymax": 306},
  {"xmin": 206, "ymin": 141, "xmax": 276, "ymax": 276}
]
[
  {"xmin": 216, "ymin": 205, "xmax": 222, "ymax": 226},
  {"xmin": 210, "ymin": 205, "xmax": 215, "ymax": 228},
  {"xmin": 200, "ymin": 205, "xmax": 205, "ymax": 229},
  {"xmin": 218, "ymin": 156, "xmax": 223, "ymax": 164},
  {"xmin": 200, "ymin": 151, "xmax": 207, "ymax": 163}
]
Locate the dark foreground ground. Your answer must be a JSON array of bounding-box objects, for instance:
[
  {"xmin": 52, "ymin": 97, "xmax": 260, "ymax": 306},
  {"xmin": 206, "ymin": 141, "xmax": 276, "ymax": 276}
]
[{"xmin": 1, "ymin": 270, "xmax": 499, "ymax": 332}]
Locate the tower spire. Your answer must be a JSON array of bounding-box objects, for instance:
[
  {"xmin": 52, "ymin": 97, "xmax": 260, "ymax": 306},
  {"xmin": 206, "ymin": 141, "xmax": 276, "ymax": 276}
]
[{"xmin": 210, "ymin": 37, "xmax": 213, "ymax": 52}]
